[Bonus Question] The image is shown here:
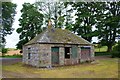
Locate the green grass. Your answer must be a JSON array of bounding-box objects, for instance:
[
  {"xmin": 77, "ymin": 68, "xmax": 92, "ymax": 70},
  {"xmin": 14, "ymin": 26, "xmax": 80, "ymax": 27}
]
[
  {"xmin": 2, "ymin": 58, "xmax": 118, "ymax": 78},
  {"xmin": 0, "ymin": 55, "xmax": 22, "ymax": 58},
  {"xmin": 95, "ymin": 52, "xmax": 111, "ymax": 56},
  {"xmin": 95, "ymin": 46, "xmax": 107, "ymax": 52},
  {"xmin": 7, "ymin": 48, "xmax": 17, "ymax": 51},
  {"xmin": 94, "ymin": 46, "xmax": 111, "ymax": 56}
]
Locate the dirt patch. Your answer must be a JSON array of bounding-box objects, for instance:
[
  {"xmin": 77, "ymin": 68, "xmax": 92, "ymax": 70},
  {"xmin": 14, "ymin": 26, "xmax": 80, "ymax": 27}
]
[
  {"xmin": 2, "ymin": 70, "xmax": 41, "ymax": 78},
  {"xmin": 2, "ymin": 70, "xmax": 26, "ymax": 78}
]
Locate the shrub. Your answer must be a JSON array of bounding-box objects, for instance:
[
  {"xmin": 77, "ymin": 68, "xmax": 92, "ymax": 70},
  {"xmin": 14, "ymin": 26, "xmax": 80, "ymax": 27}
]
[
  {"xmin": 2, "ymin": 48, "xmax": 8, "ymax": 56},
  {"xmin": 13, "ymin": 54, "xmax": 22, "ymax": 58},
  {"xmin": 2, "ymin": 48, "xmax": 8, "ymax": 53},
  {"xmin": 111, "ymin": 41, "xmax": 120, "ymax": 58}
]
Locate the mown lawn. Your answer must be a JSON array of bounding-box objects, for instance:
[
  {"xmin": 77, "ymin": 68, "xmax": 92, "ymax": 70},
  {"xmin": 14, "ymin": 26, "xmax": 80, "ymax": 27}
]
[
  {"xmin": 95, "ymin": 46, "xmax": 107, "ymax": 52},
  {"xmin": 2, "ymin": 58, "xmax": 118, "ymax": 78},
  {"xmin": 95, "ymin": 46, "xmax": 111, "ymax": 56},
  {"xmin": 0, "ymin": 55, "xmax": 22, "ymax": 58}
]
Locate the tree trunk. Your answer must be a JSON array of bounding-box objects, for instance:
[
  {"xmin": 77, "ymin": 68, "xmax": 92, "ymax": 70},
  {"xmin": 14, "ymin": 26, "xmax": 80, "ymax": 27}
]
[{"xmin": 107, "ymin": 45, "xmax": 112, "ymax": 52}]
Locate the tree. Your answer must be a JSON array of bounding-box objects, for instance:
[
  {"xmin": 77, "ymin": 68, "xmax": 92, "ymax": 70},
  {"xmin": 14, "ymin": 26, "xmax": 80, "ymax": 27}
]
[
  {"xmin": 16, "ymin": 3, "xmax": 44, "ymax": 49},
  {"xmin": 96, "ymin": 2, "xmax": 120, "ymax": 52},
  {"xmin": 35, "ymin": 1, "xmax": 65, "ymax": 28},
  {"xmin": 64, "ymin": 2, "xmax": 74, "ymax": 31},
  {"xmin": 1, "ymin": 2, "xmax": 16, "ymax": 46},
  {"xmin": 68, "ymin": 2, "xmax": 120, "ymax": 52},
  {"xmin": 2, "ymin": 48, "xmax": 8, "ymax": 56},
  {"xmin": 71, "ymin": 2, "xmax": 97, "ymax": 42}
]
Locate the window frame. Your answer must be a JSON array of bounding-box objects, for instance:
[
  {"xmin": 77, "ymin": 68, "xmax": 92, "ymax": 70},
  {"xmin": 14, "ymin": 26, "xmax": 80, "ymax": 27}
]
[
  {"xmin": 65, "ymin": 47, "xmax": 70, "ymax": 59},
  {"xmin": 28, "ymin": 53, "xmax": 31, "ymax": 59}
]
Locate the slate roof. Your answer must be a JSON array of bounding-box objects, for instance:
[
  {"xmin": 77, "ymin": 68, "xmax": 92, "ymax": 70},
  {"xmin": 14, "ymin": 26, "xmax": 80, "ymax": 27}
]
[{"xmin": 25, "ymin": 28, "xmax": 92, "ymax": 45}]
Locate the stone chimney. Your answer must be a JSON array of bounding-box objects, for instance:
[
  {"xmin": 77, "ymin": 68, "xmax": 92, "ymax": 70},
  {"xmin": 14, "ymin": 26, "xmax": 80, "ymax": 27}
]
[{"xmin": 48, "ymin": 20, "xmax": 52, "ymax": 29}]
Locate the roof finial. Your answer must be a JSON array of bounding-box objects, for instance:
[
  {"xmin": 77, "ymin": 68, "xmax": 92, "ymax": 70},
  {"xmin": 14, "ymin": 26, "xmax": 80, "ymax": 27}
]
[{"xmin": 48, "ymin": 19, "xmax": 52, "ymax": 29}]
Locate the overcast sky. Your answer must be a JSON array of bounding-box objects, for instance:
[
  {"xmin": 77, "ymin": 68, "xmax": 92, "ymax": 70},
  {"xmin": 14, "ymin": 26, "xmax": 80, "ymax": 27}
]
[{"xmin": 5, "ymin": 0, "xmax": 98, "ymax": 48}]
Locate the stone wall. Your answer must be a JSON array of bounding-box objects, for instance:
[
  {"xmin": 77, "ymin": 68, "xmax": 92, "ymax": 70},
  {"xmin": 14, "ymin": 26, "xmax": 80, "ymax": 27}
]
[
  {"xmin": 38, "ymin": 44, "xmax": 51, "ymax": 67},
  {"xmin": 23, "ymin": 44, "xmax": 40, "ymax": 67},
  {"xmin": 78, "ymin": 45, "xmax": 94, "ymax": 62},
  {"xmin": 23, "ymin": 43, "xmax": 95, "ymax": 67},
  {"xmin": 59, "ymin": 47, "xmax": 64, "ymax": 65},
  {"xmin": 91, "ymin": 45, "xmax": 95, "ymax": 61}
]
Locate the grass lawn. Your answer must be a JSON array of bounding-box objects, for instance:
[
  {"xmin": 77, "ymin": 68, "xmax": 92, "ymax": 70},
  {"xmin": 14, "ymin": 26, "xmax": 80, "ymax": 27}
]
[
  {"xmin": 95, "ymin": 46, "xmax": 108, "ymax": 52},
  {"xmin": 95, "ymin": 52, "xmax": 111, "ymax": 56},
  {"xmin": 0, "ymin": 55, "xmax": 22, "ymax": 58},
  {"xmin": 95, "ymin": 46, "xmax": 112, "ymax": 56},
  {"xmin": 2, "ymin": 58, "xmax": 118, "ymax": 78}
]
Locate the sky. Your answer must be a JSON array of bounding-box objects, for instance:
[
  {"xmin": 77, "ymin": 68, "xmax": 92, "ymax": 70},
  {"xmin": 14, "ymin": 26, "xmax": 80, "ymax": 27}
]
[{"xmin": 5, "ymin": 0, "xmax": 98, "ymax": 48}]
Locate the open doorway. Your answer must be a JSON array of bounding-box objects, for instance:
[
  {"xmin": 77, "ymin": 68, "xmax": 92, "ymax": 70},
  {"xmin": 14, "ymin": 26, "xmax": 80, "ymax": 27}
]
[{"xmin": 65, "ymin": 47, "xmax": 70, "ymax": 59}]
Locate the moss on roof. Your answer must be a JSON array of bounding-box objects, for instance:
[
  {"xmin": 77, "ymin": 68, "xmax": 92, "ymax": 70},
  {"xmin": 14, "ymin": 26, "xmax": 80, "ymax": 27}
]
[{"xmin": 25, "ymin": 28, "xmax": 92, "ymax": 45}]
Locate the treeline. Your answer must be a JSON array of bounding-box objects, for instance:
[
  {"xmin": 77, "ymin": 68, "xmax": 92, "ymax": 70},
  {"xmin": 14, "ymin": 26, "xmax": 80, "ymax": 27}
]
[{"xmin": 1, "ymin": 2, "xmax": 120, "ymax": 53}]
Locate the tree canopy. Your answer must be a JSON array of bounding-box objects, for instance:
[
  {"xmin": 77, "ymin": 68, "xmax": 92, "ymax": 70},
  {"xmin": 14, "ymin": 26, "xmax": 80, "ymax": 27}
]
[
  {"xmin": 1, "ymin": 2, "xmax": 16, "ymax": 46},
  {"xmin": 35, "ymin": 2, "xmax": 66, "ymax": 28},
  {"xmin": 16, "ymin": 3, "xmax": 44, "ymax": 49},
  {"xmin": 95, "ymin": 2, "xmax": 120, "ymax": 52},
  {"xmin": 72, "ymin": 2, "xmax": 97, "ymax": 42},
  {"xmin": 16, "ymin": 1, "xmax": 120, "ymax": 52}
]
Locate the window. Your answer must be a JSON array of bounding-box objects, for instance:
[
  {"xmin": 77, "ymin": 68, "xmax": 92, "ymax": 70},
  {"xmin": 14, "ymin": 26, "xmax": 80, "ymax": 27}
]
[
  {"xmin": 28, "ymin": 47, "xmax": 31, "ymax": 52},
  {"xmin": 65, "ymin": 47, "xmax": 70, "ymax": 58},
  {"xmin": 28, "ymin": 53, "xmax": 31, "ymax": 59},
  {"xmin": 28, "ymin": 47, "xmax": 31, "ymax": 50}
]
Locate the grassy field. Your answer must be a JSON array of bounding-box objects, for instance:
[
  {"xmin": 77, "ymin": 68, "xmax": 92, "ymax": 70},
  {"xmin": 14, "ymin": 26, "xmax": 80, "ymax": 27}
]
[
  {"xmin": 95, "ymin": 46, "xmax": 107, "ymax": 52},
  {"xmin": 2, "ymin": 46, "xmax": 119, "ymax": 78},
  {"xmin": 94, "ymin": 46, "xmax": 112, "ymax": 56},
  {"xmin": 0, "ymin": 55, "xmax": 22, "ymax": 58},
  {"xmin": 2, "ymin": 58, "xmax": 118, "ymax": 78}
]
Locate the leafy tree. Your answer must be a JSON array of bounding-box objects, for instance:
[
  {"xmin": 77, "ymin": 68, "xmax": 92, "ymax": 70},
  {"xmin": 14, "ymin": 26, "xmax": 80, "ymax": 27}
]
[
  {"xmin": 64, "ymin": 2, "xmax": 74, "ymax": 31},
  {"xmin": 71, "ymin": 2, "xmax": 97, "ymax": 42},
  {"xmin": 2, "ymin": 48, "xmax": 8, "ymax": 56},
  {"xmin": 16, "ymin": 3, "xmax": 44, "ymax": 49},
  {"xmin": 96, "ymin": 2, "xmax": 120, "ymax": 52},
  {"xmin": 68, "ymin": 2, "xmax": 120, "ymax": 52},
  {"xmin": 1, "ymin": 2, "xmax": 16, "ymax": 46},
  {"xmin": 35, "ymin": 2, "xmax": 65, "ymax": 28}
]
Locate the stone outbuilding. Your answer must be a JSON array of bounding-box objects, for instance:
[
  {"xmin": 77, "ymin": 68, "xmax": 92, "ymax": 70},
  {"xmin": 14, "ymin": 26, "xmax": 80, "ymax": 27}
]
[{"xmin": 23, "ymin": 23, "xmax": 95, "ymax": 67}]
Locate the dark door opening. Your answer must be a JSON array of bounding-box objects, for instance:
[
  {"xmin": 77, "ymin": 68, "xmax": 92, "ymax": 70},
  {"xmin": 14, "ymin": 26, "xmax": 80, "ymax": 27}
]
[{"xmin": 65, "ymin": 47, "xmax": 70, "ymax": 59}]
